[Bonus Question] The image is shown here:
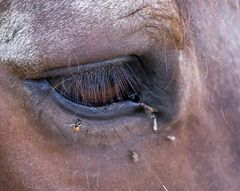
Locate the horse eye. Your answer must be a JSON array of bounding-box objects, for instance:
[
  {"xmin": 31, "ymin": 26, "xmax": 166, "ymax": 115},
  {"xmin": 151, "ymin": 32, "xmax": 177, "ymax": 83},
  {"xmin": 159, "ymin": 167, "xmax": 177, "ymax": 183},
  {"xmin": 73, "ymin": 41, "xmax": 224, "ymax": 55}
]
[
  {"xmin": 24, "ymin": 52, "xmax": 180, "ymax": 123},
  {"xmin": 20, "ymin": 50, "xmax": 184, "ymax": 145},
  {"xmin": 48, "ymin": 56, "xmax": 142, "ymax": 107}
]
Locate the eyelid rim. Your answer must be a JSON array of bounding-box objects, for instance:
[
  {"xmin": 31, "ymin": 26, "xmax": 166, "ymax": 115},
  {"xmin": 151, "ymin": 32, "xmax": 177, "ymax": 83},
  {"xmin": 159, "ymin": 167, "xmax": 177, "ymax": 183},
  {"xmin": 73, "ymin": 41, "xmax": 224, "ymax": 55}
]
[
  {"xmin": 24, "ymin": 79, "xmax": 144, "ymax": 120},
  {"xmin": 33, "ymin": 56, "xmax": 139, "ymax": 79}
]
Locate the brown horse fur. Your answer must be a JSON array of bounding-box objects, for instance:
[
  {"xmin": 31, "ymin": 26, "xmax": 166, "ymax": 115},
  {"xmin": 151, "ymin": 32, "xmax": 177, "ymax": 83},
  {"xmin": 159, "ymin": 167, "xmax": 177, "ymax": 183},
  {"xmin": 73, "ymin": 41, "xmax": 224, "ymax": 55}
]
[{"xmin": 0, "ymin": 0, "xmax": 239, "ymax": 190}]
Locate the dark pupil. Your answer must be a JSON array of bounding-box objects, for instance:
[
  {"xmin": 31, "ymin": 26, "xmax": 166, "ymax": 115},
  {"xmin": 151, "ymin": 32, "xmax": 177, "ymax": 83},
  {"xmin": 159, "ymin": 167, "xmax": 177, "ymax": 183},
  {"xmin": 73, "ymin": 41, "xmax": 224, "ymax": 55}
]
[{"xmin": 48, "ymin": 64, "xmax": 140, "ymax": 106}]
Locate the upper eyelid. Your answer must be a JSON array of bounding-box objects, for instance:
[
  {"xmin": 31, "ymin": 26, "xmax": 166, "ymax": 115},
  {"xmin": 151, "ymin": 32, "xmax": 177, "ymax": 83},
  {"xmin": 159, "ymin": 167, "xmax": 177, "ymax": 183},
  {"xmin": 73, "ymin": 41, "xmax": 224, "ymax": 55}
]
[{"xmin": 31, "ymin": 56, "xmax": 139, "ymax": 79}]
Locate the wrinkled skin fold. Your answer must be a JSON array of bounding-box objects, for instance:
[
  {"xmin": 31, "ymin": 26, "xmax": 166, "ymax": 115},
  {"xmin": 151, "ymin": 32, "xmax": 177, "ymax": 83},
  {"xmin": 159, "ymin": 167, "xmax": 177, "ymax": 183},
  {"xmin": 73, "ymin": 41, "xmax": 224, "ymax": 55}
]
[{"xmin": 0, "ymin": 0, "xmax": 240, "ymax": 190}]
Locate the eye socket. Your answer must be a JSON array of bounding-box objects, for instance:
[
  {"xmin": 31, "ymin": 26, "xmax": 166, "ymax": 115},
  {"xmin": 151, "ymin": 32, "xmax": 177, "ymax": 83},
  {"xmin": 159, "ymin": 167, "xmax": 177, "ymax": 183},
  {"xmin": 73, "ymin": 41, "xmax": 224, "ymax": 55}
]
[
  {"xmin": 25, "ymin": 52, "xmax": 181, "ymax": 123},
  {"xmin": 22, "ymin": 52, "xmax": 183, "ymax": 143},
  {"xmin": 48, "ymin": 57, "xmax": 141, "ymax": 107}
]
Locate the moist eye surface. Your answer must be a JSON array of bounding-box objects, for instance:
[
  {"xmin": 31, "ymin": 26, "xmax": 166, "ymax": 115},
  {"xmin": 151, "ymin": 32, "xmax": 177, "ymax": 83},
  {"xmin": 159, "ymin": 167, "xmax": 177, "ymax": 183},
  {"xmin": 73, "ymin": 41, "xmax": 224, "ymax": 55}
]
[{"xmin": 48, "ymin": 56, "xmax": 141, "ymax": 107}]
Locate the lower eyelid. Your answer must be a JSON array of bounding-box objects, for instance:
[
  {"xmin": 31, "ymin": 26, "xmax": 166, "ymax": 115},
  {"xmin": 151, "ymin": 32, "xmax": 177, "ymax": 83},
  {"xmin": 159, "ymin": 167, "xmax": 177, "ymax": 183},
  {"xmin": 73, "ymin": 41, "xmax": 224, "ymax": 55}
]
[
  {"xmin": 23, "ymin": 79, "xmax": 154, "ymax": 145},
  {"xmin": 50, "ymin": 82, "xmax": 143, "ymax": 120},
  {"xmin": 24, "ymin": 79, "xmax": 143, "ymax": 119}
]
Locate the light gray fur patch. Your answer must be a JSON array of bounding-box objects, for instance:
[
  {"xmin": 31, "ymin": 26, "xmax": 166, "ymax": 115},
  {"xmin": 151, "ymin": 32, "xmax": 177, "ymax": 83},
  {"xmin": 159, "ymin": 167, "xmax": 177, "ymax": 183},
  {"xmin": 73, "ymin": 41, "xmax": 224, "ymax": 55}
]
[{"xmin": 0, "ymin": 2, "xmax": 37, "ymax": 65}]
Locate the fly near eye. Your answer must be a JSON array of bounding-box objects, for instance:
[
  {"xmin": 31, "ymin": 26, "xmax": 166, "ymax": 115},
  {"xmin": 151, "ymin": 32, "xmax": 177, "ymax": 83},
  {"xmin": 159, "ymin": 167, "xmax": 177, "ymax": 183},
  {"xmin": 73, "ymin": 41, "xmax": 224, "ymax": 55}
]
[{"xmin": 48, "ymin": 57, "xmax": 142, "ymax": 107}]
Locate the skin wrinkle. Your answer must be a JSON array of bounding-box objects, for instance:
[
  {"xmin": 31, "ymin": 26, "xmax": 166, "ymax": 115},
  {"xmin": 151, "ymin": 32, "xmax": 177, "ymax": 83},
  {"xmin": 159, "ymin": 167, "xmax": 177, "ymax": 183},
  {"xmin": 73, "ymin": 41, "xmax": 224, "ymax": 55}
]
[{"xmin": 0, "ymin": 0, "xmax": 239, "ymax": 191}]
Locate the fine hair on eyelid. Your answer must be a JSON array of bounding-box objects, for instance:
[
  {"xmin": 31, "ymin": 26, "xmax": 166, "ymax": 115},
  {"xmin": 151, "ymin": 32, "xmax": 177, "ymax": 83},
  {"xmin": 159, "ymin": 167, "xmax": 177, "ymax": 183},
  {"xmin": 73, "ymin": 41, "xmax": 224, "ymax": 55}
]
[{"xmin": 48, "ymin": 63, "xmax": 142, "ymax": 107}]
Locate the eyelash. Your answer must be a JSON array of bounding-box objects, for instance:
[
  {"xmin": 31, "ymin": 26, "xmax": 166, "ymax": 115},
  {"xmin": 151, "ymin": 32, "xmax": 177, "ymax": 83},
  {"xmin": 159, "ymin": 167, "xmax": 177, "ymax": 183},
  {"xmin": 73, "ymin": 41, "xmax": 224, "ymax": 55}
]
[
  {"xmin": 23, "ymin": 53, "xmax": 179, "ymax": 131},
  {"xmin": 48, "ymin": 59, "xmax": 142, "ymax": 107}
]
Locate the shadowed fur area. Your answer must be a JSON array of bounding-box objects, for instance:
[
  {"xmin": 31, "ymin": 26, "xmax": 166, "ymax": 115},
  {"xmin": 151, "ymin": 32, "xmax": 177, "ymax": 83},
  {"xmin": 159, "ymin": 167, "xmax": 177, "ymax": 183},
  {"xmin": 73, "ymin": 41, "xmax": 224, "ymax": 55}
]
[{"xmin": 0, "ymin": 0, "xmax": 240, "ymax": 190}]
